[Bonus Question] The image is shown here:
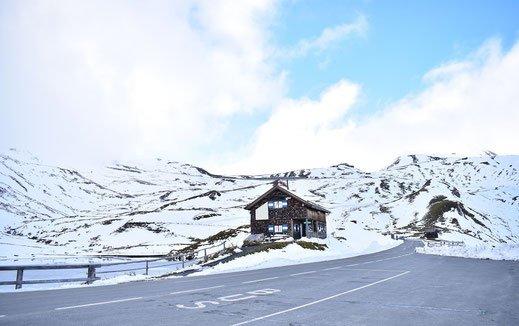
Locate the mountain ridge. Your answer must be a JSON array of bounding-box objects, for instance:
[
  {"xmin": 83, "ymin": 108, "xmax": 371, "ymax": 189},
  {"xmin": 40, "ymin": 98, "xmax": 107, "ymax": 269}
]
[{"xmin": 1, "ymin": 149, "xmax": 518, "ymax": 258}]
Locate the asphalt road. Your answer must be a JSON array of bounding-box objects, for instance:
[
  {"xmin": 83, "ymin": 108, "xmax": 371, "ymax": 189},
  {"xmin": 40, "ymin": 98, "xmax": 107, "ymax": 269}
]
[{"xmin": 1, "ymin": 241, "xmax": 518, "ymax": 325}]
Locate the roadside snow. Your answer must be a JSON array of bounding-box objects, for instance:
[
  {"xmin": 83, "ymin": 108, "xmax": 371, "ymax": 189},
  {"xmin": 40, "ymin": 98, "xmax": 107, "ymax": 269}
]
[
  {"xmin": 416, "ymin": 243, "xmax": 519, "ymax": 261},
  {"xmin": 193, "ymin": 234, "xmax": 402, "ymax": 276}
]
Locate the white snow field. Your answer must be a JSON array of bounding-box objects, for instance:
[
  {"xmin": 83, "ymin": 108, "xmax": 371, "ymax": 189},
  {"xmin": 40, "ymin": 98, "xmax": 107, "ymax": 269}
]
[
  {"xmin": 416, "ymin": 242, "xmax": 519, "ymax": 261},
  {"xmin": 1, "ymin": 149, "xmax": 518, "ymax": 290}
]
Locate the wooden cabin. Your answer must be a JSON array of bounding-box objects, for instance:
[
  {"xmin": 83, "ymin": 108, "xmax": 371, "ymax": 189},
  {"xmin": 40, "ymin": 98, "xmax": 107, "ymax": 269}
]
[{"xmin": 244, "ymin": 183, "xmax": 329, "ymax": 239}]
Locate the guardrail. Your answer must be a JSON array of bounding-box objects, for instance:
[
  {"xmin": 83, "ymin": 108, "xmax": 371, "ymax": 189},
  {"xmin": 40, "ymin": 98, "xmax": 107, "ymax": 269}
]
[
  {"xmin": 425, "ymin": 240, "xmax": 464, "ymax": 247},
  {"xmin": 0, "ymin": 241, "xmax": 230, "ymax": 290}
]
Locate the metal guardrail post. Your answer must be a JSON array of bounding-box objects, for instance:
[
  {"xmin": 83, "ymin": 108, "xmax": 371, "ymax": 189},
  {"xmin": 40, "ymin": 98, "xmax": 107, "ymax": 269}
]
[
  {"xmin": 15, "ymin": 268, "xmax": 23, "ymax": 289},
  {"xmin": 145, "ymin": 261, "xmax": 149, "ymax": 275},
  {"xmin": 86, "ymin": 265, "xmax": 96, "ymax": 284}
]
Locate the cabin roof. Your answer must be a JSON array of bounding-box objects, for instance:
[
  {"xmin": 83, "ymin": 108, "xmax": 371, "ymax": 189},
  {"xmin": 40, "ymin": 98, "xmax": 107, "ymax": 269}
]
[{"xmin": 244, "ymin": 185, "xmax": 330, "ymax": 214}]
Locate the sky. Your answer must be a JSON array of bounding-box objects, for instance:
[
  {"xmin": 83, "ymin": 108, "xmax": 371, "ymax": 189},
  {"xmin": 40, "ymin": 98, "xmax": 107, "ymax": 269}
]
[{"xmin": 1, "ymin": 0, "xmax": 519, "ymax": 174}]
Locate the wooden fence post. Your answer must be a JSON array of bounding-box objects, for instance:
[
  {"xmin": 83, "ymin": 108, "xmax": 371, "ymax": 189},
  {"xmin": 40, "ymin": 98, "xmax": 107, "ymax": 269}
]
[
  {"xmin": 145, "ymin": 261, "xmax": 149, "ymax": 275},
  {"xmin": 204, "ymin": 249, "xmax": 207, "ymax": 262},
  {"xmin": 181, "ymin": 255, "xmax": 185, "ymax": 269},
  {"xmin": 15, "ymin": 268, "xmax": 24, "ymax": 289},
  {"xmin": 86, "ymin": 265, "xmax": 96, "ymax": 284},
  {"xmin": 223, "ymin": 242, "xmax": 226, "ymax": 251}
]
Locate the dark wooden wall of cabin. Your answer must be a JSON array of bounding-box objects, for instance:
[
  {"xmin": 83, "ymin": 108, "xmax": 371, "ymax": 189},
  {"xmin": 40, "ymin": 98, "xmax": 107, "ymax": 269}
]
[
  {"xmin": 249, "ymin": 189, "xmax": 327, "ymax": 238},
  {"xmin": 250, "ymin": 189, "xmax": 306, "ymax": 235},
  {"xmin": 307, "ymin": 209, "xmax": 326, "ymax": 222}
]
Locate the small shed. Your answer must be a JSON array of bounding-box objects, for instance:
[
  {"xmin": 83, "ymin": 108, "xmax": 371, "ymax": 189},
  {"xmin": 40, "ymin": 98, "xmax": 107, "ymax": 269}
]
[
  {"xmin": 244, "ymin": 182, "xmax": 329, "ymax": 239},
  {"xmin": 424, "ymin": 228, "xmax": 440, "ymax": 239}
]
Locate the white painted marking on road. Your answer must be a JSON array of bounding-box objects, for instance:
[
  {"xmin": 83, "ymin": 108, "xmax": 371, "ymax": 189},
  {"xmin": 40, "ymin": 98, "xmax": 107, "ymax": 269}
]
[
  {"xmin": 289, "ymin": 270, "xmax": 316, "ymax": 276},
  {"xmin": 169, "ymin": 285, "xmax": 225, "ymax": 295},
  {"xmin": 231, "ymin": 270, "xmax": 411, "ymax": 326},
  {"xmin": 54, "ymin": 285, "xmax": 225, "ymax": 311},
  {"xmin": 176, "ymin": 300, "xmax": 219, "ymax": 309},
  {"xmin": 55, "ymin": 297, "xmax": 143, "ymax": 310},
  {"xmin": 247, "ymin": 289, "xmax": 280, "ymax": 296},
  {"xmin": 344, "ymin": 253, "xmax": 413, "ymax": 267},
  {"xmin": 0, "ymin": 315, "xmax": 5, "ymax": 318},
  {"xmin": 176, "ymin": 288, "xmax": 281, "ymax": 310},
  {"xmin": 339, "ymin": 268, "xmax": 407, "ymax": 272},
  {"xmin": 242, "ymin": 277, "xmax": 279, "ymax": 284},
  {"xmin": 218, "ymin": 294, "xmax": 257, "ymax": 302},
  {"xmin": 322, "ymin": 266, "xmax": 341, "ymax": 271}
]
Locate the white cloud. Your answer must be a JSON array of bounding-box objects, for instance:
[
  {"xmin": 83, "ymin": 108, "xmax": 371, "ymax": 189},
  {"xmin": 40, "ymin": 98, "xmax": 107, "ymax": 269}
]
[
  {"xmin": 2, "ymin": 2, "xmax": 517, "ymax": 175},
  {"xmin": 0, "ymin": 0, "xmax": 284, "ymax": 166},
  {"xmin": 224, "ymin": 38, "xmax": 519, "ymax": 174},
  {"xmin": 282, "ymin": 15, "xmax": 368, "ymax": 58},
  {"xmin": 217, "ymin": 80, "xmax": 360, "ymax": 173}
]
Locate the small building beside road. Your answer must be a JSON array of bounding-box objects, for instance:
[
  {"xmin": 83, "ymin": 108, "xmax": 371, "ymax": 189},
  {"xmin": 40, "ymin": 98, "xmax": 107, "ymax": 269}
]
[
  {"xmin": 424, "ymin": 227, "xmax": 440, "ymax": 239},
  {"xmin": 245, "ymin": 182, "xmax": 329, "ymax": 240}
]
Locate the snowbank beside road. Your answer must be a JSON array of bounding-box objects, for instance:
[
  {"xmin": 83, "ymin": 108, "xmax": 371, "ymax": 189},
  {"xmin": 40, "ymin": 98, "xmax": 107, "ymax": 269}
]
[
  {"xmin": 416, "ymin": 243, "xmax": 519, "ymax": 261},
  {"xmin": 193, "ymin": 233, "xmax": 402, "ymax": 276}
]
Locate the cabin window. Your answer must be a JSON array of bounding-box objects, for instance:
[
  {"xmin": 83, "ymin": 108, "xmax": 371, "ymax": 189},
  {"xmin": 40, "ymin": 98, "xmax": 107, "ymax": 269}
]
[
  {"xmin": 318, "ymin": 222, "xmax": 325, "ymax": 232},
  {"xmin": 268, "ymin": 224, "xmax": 288, "ymax": 234},
  {"xmin": 268, "ymin": 199, "xmax": 287, "ymax": 209}
]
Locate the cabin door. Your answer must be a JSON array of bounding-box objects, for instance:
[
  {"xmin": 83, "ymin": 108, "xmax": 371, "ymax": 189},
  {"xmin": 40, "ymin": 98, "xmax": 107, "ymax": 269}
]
[{"xmin": 293, "ymin": 222, "xmax": 302, "ymax": 239}]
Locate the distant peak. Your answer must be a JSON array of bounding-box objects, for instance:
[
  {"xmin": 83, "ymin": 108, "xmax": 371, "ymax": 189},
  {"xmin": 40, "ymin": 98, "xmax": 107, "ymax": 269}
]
[
  {"xmin": 386, "ymin": 154, "xmax": 441, "ymax": 169},
  {"xmin": 331, "ymin": 162, "xmax": 355, "ymax": 169},
  {"xmin": 483, "ymin": 150, "xmax": 497, "ymax": 159}
]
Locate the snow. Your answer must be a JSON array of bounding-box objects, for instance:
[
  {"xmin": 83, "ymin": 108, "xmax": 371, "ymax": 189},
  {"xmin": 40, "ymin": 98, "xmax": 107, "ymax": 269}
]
[
  {"xmin": 193, "ymin": 235, "xmax": 401, "ymax": 276},
  {"xmin": 2, "ymin": 150, "xmax": 518, "ymax": 258},
  {"xmin": 416, "ymin": 243, "xmax": 519, "ymax": 261}
]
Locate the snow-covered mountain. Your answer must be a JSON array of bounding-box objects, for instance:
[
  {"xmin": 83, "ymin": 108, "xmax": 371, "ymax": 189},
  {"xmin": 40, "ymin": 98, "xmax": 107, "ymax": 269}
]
[{"xmin": 1, "ymin": 149, "xmax": 518, "ymax": 258}]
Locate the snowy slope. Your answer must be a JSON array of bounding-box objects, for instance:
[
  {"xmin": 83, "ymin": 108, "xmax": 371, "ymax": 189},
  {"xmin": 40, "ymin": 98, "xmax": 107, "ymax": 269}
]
[{"xmin": 1, "ymin": 149, "xmax": 518, "ymax": 258}]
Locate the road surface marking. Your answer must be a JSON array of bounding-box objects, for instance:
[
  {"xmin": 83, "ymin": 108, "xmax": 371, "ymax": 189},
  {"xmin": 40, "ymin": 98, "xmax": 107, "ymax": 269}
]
[
  {"xmin": 322, "ymin": 266, "xmax": 341, "ymax": 271},
  {"xmin": 218, "ymin": 294, "xmax": 257, "ymax": 302},
  {"xmin": 54, "ymin": 285, "xmax": 225, "ymax": 311},
  {"xmin": 0, "ymin": 315, "xmax": 5, "ymax": 318},
  {"xmin": 231, "ymin": 270, "xmax": 410, "ymax": 326},
  {"xmin": 242, "ymin": 277, "xmax": 279, "ymax": 284},
  {"xmin": 169, "ymin": 285, "xmax": 225, "ymax": 295},
  {"xmin": 339, "ymin": 268, "xmax": 407, "ymax": 272},
  {"xmin": 247, "ymin": 289, "xmax": 280, "ymax": 295},
  {"xmin": 55, "ymin": 297, "xmax": 143, "ymax": 310},
  {"xmin": 344, "ymin": 253, "xmax": 413, "ymax": 267},
  {"xmin": 176, "ymin": 288, "xmax": 281, "ymax": 310},
  {"xmin": 289, "ymin": 270, "xmax": 316, "ymax": 276},
  {"xmin": 176, "ymin": 300, "xmax": 220, "ymax": 309}
]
